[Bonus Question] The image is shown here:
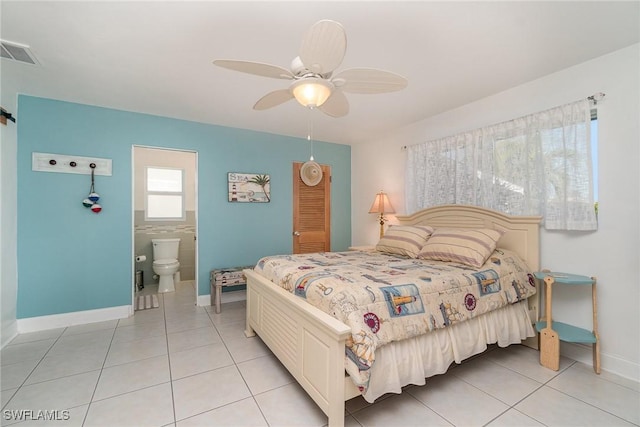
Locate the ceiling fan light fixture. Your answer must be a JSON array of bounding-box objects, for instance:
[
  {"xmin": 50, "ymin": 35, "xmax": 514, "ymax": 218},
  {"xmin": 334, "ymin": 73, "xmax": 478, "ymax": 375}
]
[
  {"xmin": 291, "ymin": 78, "xmax": 333, "ymax": 108},
  {"xmin": 214, "ymin": 20, "xmax": 406, "ymax": 116}
]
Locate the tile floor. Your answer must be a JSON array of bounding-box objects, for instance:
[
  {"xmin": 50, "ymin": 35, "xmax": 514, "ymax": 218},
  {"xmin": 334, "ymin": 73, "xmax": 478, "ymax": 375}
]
[{"xmin": 2, "ymin": 282, "xmax": 638, "ymax": 427}]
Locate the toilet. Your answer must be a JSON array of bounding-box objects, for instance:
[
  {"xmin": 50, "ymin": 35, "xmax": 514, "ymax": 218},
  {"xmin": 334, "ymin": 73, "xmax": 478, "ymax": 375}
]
[{"xmin": 152, "ymin": 238, "xmax": 180, "ymax": 293}]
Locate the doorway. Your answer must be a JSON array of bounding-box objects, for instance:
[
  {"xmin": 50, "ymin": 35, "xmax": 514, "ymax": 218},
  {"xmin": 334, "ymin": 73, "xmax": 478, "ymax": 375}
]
[
  {"xmin": 292, "ymin": 162, "xmax": 331, "ymax": 253},
  {"xmin": 132, "ymin": 146, "xmax": 198, "ymax": 309}
]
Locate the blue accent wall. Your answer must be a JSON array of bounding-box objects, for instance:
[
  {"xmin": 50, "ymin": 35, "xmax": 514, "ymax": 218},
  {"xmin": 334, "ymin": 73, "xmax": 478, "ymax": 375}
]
[{"xmin": 16, "ymin": 95, "xmax": 351, "ymax": 319}]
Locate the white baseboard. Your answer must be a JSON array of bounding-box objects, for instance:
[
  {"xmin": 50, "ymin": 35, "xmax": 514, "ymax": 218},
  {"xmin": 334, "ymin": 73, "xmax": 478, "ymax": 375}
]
[
  {"xmin": 17, "ymin": 305, "xmax": 132, "ymax": 333},
  {"xmin": 196, "ymin": 290, "xmax": 246, "ymax": 307},
  {"xmin": 561, "ymin": 342, "xmax": 639, "ymax": 383},
  {"xmin": 1, "ymin": 321, "xmax": 18, "ymax": 349},
  {"xmin": 196, "ymin": 294, "xmax": 210, "ymax": 306}
]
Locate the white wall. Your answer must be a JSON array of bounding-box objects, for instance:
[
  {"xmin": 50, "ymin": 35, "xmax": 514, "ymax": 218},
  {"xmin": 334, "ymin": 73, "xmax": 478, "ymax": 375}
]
[
  {"xmin": 352, "ymin": 44, "xmax": 640, "ymax": 381},
  {"xmin": 1, "ymin": 91, "xmax": 18, "ymax": 347}
]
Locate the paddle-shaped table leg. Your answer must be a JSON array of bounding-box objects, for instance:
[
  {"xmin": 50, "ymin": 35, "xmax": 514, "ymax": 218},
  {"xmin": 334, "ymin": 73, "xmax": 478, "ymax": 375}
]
[{"xmin": 540, "ymin": 275, "xmax": 560, "ymax": 370}]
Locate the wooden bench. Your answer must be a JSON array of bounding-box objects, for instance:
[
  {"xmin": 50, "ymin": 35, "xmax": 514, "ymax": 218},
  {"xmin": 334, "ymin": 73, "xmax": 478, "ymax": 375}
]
[{"xmin": 210, "ymin": 266, "xmax": 252, "ymax": 313}]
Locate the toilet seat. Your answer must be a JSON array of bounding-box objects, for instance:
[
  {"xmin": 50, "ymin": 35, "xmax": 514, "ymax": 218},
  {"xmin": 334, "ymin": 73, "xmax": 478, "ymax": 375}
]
[{"xmin": 153, "ymin": 259, "xmax": 179, "ymax": 268}]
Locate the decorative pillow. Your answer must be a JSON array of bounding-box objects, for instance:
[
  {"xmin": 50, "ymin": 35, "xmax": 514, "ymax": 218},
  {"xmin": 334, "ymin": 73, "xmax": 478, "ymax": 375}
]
[
  {"xmin": 375, "ymin": 225, "xmax": 434, "ymax": 258},
  {"xmin": 417, "ymin": 228, "xmax": 504, "ymax": 268}
]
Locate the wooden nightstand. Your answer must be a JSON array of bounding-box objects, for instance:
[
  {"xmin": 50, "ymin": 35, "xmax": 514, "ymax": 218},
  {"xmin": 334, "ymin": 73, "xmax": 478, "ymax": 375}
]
[{"xmin": 534, "ymin": 270, "xmax": 600, "ymax": 374}]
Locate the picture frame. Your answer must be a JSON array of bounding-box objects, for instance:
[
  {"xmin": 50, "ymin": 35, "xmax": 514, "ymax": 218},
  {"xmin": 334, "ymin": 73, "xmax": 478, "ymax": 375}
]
[{"xmin": 228, "ymin": 172, "xmax": 271, "ymax": 203}]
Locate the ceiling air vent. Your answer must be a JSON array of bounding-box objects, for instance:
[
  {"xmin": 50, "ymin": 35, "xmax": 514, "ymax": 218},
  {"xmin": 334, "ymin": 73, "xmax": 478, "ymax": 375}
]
[{"xmin": 1, "ymin": 40, "xmax": 38, "ymax": 65}]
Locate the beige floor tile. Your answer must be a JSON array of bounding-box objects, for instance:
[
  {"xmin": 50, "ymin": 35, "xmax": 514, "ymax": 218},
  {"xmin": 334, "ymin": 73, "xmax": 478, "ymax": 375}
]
[
  {"xmin": 3, "ymin": 371, "xmax": 99, "ymax": 413},
  {"xmin": 62, "ymin": 319, "xmax": 118, "ymax": 336},
  {"xmin": 589, "ymin": 363, "xmax": 640, "ymax": 392},
  {"xmin": 1, "ymin": 340, "xmax": 55, "ymax": 366},
  {"xmin": 1, "ymin": 358, "xmax": 39, "ymax": 390},
  {"xmin": 237, "ymin": 353, "xmax": 294, "ymax": 395},
  {"xmin": 169, "ymin": 342, "xmax": 234, "ymax": 380},
  {"xmin": 25, "ymin": 348, "xmax": 107, "ymax": 385},
  {"xmin": 8, "ymin": 328, "xmax": 65, "ymax": 345},
  {"xmin": 253, "ymin": 382, "xmax": 328, "ymax": 427},
  {"xmin": 49, "ymin": 329, "xmax": 113, "ymax": 356},
  {"xmin": 408, "ymin": 374, "xmax": 510, "ymax": 426},
  {"xmin": 516, "ymin": 385, "xmax": 636, "ymax": 426},
  {"xmin": 486, "ymin": 408, "xmax": 545, "ymax": 426},
  {"xmin": 112, "ymin": 321, "xmax": 167, "ymax": 343},
  {"xmin": 117, "ymin": 308, "xmax": 164, "ymax": 327},
  {"xmin": 165, "ymin": 313, "xmax": 213, "ymax": 334},
  {"xmin": 1, "ymin": 387, "xmax": 18, "ymax": 408},
  {"xmin": 547, "ymin": 363, "xmax": 640, "ymax": 424},
  {"xmin": 7, "ymin": 404, "xmax": 89, "ymax": 427},
  {"xmin": 207, "ymin": 302, "xmax": 247, "ymax": 325},
  {"xmin": 167, "ymin": 325, "xmax": 222, "ymax": 353},
  {"xmin": 93, "ymin": 354, "xmax": 170, "ymax": 401},
  {"xmin": 223, "ymin": 334, "xmax": 270, "ymax": 363},
  {"xmin": 212, "ymin": 319, "xmax": 248, "ymax": 341},
  {"xmin": 84, "ymin": 383, "xmax": 174, "ymax": 427},
  {"xmin": 172, "ymin": 365, "xmax": 251, "ymax": 421},
  {"xmin": 176, "ymin": 397, "xmax": 267, "ymax": 427},
  {"xmin": 484, "ymin": 344, "xmax": 574, "ymax": 383},
  {"xmin": 452, "ymin": 356, "xmax": 543, "ymax": 405},
  {"xmin": 104, "ymin": 335, "xmax": 167, "ymax": 367},
  {"xmin": 4, "ymin": 300, "xmax": 639, "ymax": 427},
  {"xmin": 351, "ymin": 393, "xmax": 451, "ymax": 426}
]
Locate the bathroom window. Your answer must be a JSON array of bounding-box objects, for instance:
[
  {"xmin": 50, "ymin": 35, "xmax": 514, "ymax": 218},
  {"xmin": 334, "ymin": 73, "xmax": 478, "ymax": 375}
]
[{"xmin": 145, "ymin": 167, "xmax": 185, "ymax": 221}]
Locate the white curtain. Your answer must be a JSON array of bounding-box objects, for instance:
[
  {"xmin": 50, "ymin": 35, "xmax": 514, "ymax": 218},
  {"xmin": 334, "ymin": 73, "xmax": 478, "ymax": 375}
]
[{"xmin": 406, "ymin": 99, "xmax": 597, "ymax": 230}]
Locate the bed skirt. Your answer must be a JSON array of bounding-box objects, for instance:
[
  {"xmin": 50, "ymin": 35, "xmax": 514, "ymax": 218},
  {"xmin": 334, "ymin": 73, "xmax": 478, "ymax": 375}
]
[{"xmin": 362, "ymin": 300, "xmax": 534, "ymax": 402}]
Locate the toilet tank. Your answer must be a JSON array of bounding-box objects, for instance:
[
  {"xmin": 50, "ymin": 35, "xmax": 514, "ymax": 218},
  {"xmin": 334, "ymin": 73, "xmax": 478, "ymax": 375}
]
[{"xmin": 151, "ymin": 238, "xmax": 180, "ymax": 260}]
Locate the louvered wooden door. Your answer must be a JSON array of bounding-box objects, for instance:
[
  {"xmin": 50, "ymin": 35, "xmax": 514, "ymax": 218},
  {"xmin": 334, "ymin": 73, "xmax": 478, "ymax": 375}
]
[{"xmin": 292, "ymin": 162, "xmax": 331, "ymax": 254}]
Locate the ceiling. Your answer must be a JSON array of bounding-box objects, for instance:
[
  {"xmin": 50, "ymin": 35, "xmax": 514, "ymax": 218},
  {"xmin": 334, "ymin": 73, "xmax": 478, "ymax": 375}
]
[{"xmin": 2, "ymin": 1, "xmax": 639, "ymax": 145}]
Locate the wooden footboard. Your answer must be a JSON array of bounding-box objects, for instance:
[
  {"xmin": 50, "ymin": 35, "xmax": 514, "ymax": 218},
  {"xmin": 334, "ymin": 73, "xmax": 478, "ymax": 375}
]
[{"xmin": 244, "ymin": 269, "xmax": 358, "ymax": 427}]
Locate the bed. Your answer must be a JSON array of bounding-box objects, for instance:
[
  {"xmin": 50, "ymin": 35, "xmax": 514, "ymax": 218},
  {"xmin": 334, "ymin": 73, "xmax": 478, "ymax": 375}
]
[{"xmin": 243, "ymin": 205, "xmax": 541, "ymax": 427}]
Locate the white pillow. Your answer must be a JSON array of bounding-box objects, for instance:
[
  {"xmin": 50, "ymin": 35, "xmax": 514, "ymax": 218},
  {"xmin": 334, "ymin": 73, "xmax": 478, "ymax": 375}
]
[
  {"xmin": 417, "ymin": 228, "xmax": 504, "ymax": 268},
  {"xmin": 375, "ymin": 225, "xmax": 434, "ymax": 258}
]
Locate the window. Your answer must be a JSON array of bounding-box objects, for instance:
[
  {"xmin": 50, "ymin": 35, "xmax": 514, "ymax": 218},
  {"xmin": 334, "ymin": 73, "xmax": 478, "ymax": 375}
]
[
  {"xmin": 406, "ymin": 98, "xmax": 598, "ymax": 230},
  {"xmin": 145, "ymin": 167, "xmax": 184, "ymax": 220},
  {"xmin": 591, "ymin": 116, "xmax": 599, "ymax": 217}
]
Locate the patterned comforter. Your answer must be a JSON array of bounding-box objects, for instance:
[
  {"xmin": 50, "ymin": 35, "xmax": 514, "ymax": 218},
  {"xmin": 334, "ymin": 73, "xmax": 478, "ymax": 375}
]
[{"xmin": 254, "ymin": 248, "xmax": 536, "ymax": 394}]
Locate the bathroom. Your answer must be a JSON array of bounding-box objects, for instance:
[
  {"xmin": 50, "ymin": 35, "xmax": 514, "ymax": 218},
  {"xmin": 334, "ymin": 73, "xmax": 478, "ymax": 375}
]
[{"xmin": 133, "ymin": 146, "xmax": 197, "ymax": 302}]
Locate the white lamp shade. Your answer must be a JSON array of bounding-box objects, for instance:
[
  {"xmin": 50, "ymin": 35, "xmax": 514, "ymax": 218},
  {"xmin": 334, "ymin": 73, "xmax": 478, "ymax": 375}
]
[
  {"xmin": 368, "ymin": 191, "xmax": 395, "ymax": 214},
  {"xmin": 291, "ymin": 78, "xmax": 333, "ymax": 108}
]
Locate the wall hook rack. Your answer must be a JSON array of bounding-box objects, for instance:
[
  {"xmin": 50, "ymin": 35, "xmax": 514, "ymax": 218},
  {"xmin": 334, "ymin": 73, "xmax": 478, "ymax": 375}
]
[
  {"xmin": 32, "ymin": 152, "xmax": 112, "ymax": 176},
  {"xmin": 0, "ymin": 107, "xmax": 16, "ymax": 125}
]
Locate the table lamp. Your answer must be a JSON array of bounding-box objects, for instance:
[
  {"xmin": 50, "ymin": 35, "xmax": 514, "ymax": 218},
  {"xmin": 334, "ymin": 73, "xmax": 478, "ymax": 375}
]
[{"xmin": 368, "ymin": 191, "xmax": 395, "ymax": 238}]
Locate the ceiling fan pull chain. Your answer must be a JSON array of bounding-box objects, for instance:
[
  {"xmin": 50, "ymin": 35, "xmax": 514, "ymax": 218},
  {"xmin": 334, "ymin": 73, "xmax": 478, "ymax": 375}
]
[
  {"xmin": 307, "ymin": 106, "xmax": 315, "ymax": 161},
  {"xmin": 300, "ymin": 105, "xmax": 323, "ymax": 187}
]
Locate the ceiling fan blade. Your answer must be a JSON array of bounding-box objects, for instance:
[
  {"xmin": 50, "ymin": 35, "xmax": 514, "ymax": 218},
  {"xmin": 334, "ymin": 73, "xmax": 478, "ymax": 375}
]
[
  {"xmin": 333, "ymin": 68, "xmax": 408, "ymax": 94},
  {"xmin": 253, "ymin": 89, "xmax": 294, "ymax": 110},
  {"xmin": 299, "ymin": 20, "xmax": 347, "ymax": 75},
  {"xmin": 318, "ymin": 90, "xmax": 349, "ymax": 118},
  {"xmin": 213, "ymin": 59, "xmax": 293, "ymax": 80}
]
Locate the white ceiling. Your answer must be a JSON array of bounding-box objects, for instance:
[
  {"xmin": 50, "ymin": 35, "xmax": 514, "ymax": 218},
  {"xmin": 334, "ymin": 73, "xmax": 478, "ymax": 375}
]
[{"xmin": 2, "ymin": 1, "xmax": 639, "ymax": 145}]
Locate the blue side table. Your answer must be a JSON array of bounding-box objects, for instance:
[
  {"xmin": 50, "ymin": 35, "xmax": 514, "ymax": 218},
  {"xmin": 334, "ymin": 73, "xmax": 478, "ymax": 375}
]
[{"xmin": 534, "ymin": 270, "xmax": 600, "ymax": 373}]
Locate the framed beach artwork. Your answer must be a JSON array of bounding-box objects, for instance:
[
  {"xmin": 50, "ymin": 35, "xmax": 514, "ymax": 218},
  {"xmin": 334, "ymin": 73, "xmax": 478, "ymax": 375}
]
[{"xmin": 228, "ymin": 172, "xmax": 271, "ymax": 203}]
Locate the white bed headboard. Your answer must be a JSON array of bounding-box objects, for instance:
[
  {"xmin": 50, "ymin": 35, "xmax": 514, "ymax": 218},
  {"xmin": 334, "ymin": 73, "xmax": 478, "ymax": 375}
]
[{"xmin": 395, "ymin": 204, "xmax": 542, "ymax": 271}]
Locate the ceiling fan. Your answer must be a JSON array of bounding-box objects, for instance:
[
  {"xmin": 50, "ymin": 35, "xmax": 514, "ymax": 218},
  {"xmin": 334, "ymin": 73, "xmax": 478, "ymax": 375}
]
[{"xmin": 213, "ymin": 20, "xmax": 408, "ymax": 117}]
